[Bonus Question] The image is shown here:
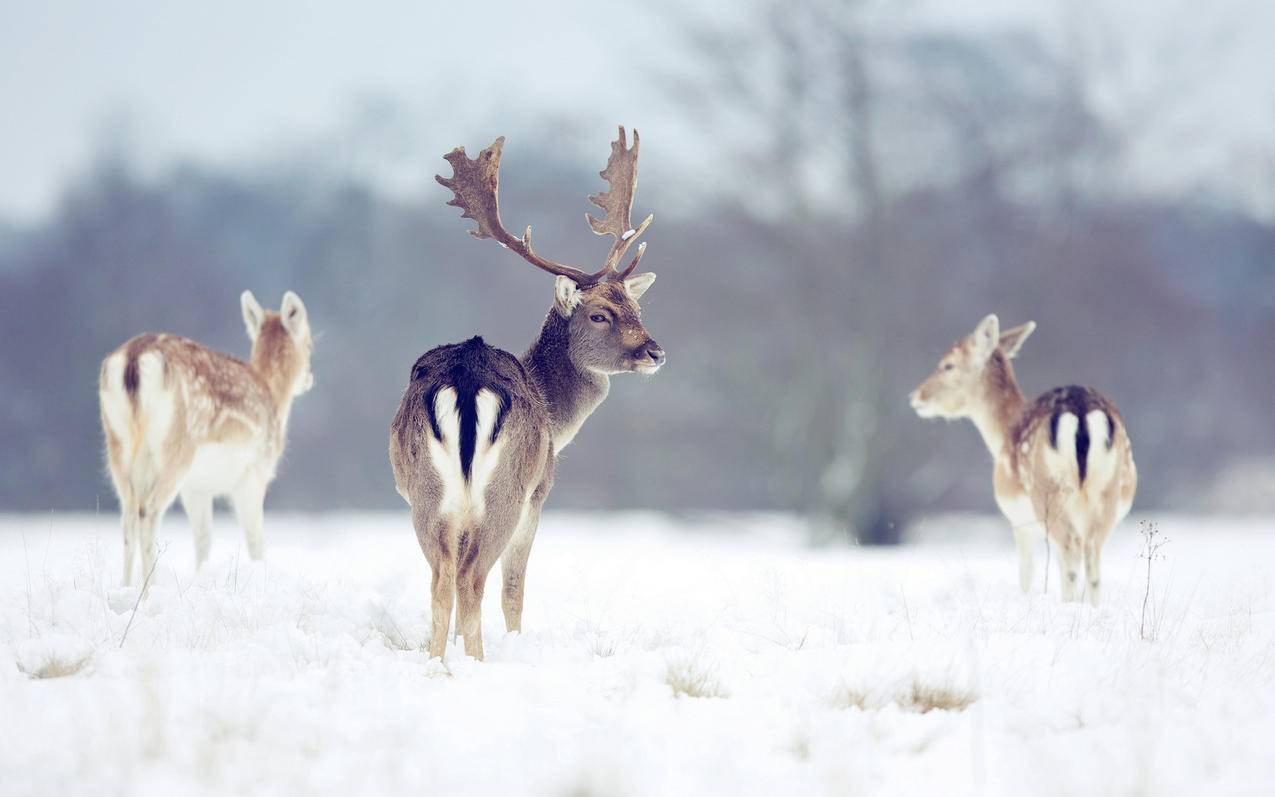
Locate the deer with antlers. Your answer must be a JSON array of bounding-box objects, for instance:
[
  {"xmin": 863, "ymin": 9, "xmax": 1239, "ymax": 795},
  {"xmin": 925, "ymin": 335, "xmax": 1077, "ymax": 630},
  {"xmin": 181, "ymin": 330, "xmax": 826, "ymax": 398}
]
[
  {"xmin": 909, "ymin": 315, "xmax": 1137, "ymax": 604},
  {"xmin": 390, "ymin": 127, "xmax": 665, "ymax": 659}
]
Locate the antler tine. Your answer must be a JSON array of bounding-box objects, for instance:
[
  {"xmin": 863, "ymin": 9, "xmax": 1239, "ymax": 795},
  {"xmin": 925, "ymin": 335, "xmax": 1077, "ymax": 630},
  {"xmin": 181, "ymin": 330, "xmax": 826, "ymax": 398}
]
[
  {"xmin": 615, "ymin": 241, "xmax": 647, "ymax": 280},
  {"xmin": 586, "ymin": 126, "xmax": 654, "ymax": 277},
  {"xmin": 436, "ymin": 137, "xmax": 612, "ymax": 286}
]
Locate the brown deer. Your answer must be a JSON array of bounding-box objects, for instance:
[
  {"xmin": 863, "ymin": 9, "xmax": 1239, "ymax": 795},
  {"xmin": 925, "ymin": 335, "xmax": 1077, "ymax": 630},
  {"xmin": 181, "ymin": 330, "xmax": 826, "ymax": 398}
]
[
  {"xmin": 99, "ymin": 291, "xmax": 314, "ymax": 588},
  {"xmin": 390, "ymin": 127, "xmax": 665, "ymax": 660},
  {"xmin": 909, "ymin": 315, "xmax": 1137, "ymax": 604}
]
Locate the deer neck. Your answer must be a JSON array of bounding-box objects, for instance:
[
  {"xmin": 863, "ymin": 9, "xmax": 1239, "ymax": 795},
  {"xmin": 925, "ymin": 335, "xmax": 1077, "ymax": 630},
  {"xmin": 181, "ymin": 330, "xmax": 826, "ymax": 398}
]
[
  {"xmin": 249, "ymin": 357, "xmax": 298, "ymax": 441},
  {"xmin": 522, "ymin": 309, "xmax": 609, "ymax": 451},
  {"xmin": 968, "ymin": 352, "xmax": 1028, "ymax": 459}
]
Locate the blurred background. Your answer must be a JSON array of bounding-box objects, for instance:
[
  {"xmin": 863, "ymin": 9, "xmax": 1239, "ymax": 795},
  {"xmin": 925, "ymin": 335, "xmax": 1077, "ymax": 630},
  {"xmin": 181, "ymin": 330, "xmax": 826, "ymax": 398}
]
[{"xmin": 2, "ymin": 0, "xmax": 1273, "ymax": 542}]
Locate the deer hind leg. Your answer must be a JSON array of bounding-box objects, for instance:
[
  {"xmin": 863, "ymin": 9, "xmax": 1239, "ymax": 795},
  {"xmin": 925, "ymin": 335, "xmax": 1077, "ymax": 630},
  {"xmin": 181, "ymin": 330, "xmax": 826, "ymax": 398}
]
[
  {"xmin": 501, "ymin": 491, "xmax": 547, "ymax": 633},
  {"xmin": 181, "ymin": 488, "xmax": 214, "ymax": 567},
  {"xmin": 1084, "ymin": 501, "xmax": 1118, "ymax": 606},
  {"xmin": 414, "ymin": 509, "xmax": 457, "ymax": 660},
  {"xmin": 455, "ymin": 554, "xmax": 488, "ymax": 660},
  {"xmin": 103, "ymin": 430, "xmax": 139, "ymax": 586},
  {"xmin": 121, "ymin": 509, "xmax": 140, "ymax": 587},
  {"xmin": 1047, "ymin": 518, "xmax": 1084, "ymax": 603},
  {"xmin": 232, "ymin": 481, "xmax": 267, "ymax": 561},
  {"xmin": 136, "ymin": 465, "xmax": 187, "ymax": 593}
]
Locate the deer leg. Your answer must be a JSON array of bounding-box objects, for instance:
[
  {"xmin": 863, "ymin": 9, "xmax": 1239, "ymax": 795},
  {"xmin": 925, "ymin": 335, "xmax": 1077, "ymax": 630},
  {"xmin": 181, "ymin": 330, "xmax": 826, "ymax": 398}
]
[
  {"xmin": 1053, "ymin": 524, "xmax": 1084, "ymax": 603},
  {"xmin": 104, "ymin": 430, "xmax": 138, "ymax": 587},
  {"xmin": 181, "ymin": 488, "xmax": 214, "ymax": 567},
  {"xmin": 1011, "ymin": 521, "xmax": 1043, "ymax": 593},
  {"xmin": 1083, "ymin": 538, "xmax": 1104, "ymax": 606},
  {"xmin": 232, "ymin": 482, "xmax": 267, "ymax": 561},
  {"xmin": 415, "ymin": 510, "xmax": 457, "ymax": 660},
  {"xmin": 121, "ymin": 505, "xmax": 140, "ymax": 588},
  {"xmin": 455, "ymin": 533, "xmax": 488, "ymax": 660},
  {"xmin": 1084, "ymin": 502, "xmax": 1117, "ymax": 606},
  {"xmin": 137, "ymin": 474, "xmax": 184, "ymax": 594},
  {"xmin": 501, "ymin": 500, "xmax": 543, "ymax": 633}
]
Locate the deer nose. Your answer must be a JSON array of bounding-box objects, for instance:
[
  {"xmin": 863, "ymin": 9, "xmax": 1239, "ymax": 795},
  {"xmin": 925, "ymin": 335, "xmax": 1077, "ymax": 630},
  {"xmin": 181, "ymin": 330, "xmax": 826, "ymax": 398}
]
[{"xmin": 646, "ymin": 344, "xmax": 666, "ymax": 366}]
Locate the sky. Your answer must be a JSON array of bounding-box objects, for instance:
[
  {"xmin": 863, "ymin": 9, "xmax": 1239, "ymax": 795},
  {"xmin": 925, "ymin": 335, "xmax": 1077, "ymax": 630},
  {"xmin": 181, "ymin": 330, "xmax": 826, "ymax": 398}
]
[{"xmin": 2, "ymin": 0, "xmax": 1273, "ymax": 223}]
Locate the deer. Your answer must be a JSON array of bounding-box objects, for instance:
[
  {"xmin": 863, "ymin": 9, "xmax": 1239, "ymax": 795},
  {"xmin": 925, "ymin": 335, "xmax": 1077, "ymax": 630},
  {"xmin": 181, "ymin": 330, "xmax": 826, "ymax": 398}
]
[
  {"xmin": 99, "ymin": 291, "xmax": 314, "ymax": 589},
  {"xmin": 389, "ymin": 127, "xmax": 665, "ymax": 660},
  {"xmin": 909, "ymin": 314, "xmax": 1137, "ymax": 604}
]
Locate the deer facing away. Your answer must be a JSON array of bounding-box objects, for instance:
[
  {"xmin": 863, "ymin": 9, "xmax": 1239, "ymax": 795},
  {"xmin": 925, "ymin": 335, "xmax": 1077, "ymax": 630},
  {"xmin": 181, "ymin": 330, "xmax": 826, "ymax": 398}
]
[
  {"xmin": 390, "ymin": 127, "xmax": 665, "ymax": 660},
  {"xmin": 99, "ymin": 291, "xmax": 314, "ymax": 587},
  {"xmin": 909, "ymin": 314, "xmax": 1137, "ymax": 604}
]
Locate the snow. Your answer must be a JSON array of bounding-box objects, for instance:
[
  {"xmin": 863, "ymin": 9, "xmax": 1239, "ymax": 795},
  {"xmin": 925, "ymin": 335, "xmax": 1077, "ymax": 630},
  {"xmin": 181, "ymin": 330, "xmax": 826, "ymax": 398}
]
[{"xmin": 1, "ymin": 511, "xmax": 1272, "ymax": 795}]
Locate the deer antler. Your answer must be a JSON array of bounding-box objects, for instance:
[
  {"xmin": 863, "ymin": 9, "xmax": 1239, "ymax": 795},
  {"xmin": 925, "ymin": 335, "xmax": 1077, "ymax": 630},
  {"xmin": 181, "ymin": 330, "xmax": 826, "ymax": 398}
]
[
  {"xmin": 437, "ymin": 129, "xmax": 653, "ymax": 285},
  {"xmin": 587, "ymin": 126, "xmax": 654, "ymax": 280},
  {"xmin": 436, "ymin": 137, "xmax": 614, "ymax": 286}
]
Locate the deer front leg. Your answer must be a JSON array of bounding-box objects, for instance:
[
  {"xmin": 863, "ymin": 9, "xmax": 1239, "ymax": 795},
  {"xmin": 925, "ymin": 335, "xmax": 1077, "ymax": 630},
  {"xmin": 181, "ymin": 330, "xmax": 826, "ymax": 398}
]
[
  {"xmin": 1012, "ymin": 521, "xmax": 1043, "ymax": 593},
  {"xmin": 181, "ymin": 488, "xmax": 214, "ymax": 567},
  {"xmin": 232, "ymin": 482, "xmax": 267, "ymax": 561}
]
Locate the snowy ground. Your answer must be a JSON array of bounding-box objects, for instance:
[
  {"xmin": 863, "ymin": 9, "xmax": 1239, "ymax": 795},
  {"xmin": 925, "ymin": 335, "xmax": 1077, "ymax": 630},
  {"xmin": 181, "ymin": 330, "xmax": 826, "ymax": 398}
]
[{"xmin": 1, "ymin": 511, "xmax": 1272, "ymax": 796}]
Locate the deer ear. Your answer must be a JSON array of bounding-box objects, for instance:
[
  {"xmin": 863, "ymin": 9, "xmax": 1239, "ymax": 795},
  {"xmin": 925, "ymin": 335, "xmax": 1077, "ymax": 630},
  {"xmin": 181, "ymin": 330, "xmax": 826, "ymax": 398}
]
[
  {"xmin": 971, "ymin": 314, "xmax": 1000, "ymax": 361},
  {"xmin": 280, "ymin": 291, "xmax": 309, "ymax": 342},
  {"xmin": 553, "ymin": 275, "xmax": 581, "ymax": 317},
  {"xmin": 624, "ymin": 272, "xmax": 656, "ymax": 300},
  {"xmin": 241, "ymin": 290, "xmax": 265, "ymax": 341},
  {"xmin": 999, "ymin": 321, "xmax": 1036, "ymax": 359}
]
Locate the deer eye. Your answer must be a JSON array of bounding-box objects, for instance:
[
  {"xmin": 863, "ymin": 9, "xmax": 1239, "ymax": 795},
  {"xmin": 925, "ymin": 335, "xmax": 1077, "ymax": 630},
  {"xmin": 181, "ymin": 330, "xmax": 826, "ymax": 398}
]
[
  {"xmin": 589, "ymin": 314, "xmax": 608, "ymax": 324},
  {"xmin": 943, "ymin": 363, "xmax": 954, "ymax": 371}
]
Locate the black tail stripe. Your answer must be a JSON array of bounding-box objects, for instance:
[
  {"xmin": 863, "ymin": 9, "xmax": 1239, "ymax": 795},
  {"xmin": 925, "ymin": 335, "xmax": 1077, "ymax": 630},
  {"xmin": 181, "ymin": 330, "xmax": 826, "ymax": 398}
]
[
  {"xmin": 1050, "ymin": 408, "xmax": 1091, "ymax": 483},
  {"xmin": 418, "ymin": 337, "xmax": 512, "ymax": 483},
  {"xmin": 1075, "ymin": 415, "xmax": 1090, "ymax": 484}
]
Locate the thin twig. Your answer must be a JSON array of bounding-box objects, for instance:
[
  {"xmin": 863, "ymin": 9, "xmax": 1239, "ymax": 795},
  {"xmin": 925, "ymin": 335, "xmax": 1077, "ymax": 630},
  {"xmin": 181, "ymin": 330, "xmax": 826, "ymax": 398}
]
[{"xmin": 119, "ymin": 545, "xmax": 166, "ymax": 648}]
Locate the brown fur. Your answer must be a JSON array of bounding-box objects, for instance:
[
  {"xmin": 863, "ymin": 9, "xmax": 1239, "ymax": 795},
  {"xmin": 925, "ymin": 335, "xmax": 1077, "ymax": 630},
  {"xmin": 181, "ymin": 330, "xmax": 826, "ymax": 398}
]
[
  {"xmin": 390, "ymin": 277, "xmax": 663, "ymax": 661},
  {"xmin": 99, "ymin": 291, "xmax": 313, "ymax": 588}
]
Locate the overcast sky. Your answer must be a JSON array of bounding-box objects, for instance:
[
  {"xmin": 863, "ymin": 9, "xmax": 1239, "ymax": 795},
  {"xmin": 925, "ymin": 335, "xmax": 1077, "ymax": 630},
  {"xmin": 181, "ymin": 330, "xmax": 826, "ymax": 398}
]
[{"xmin": 2, "ymin": 0, "xmax": 1272, "ymax": 222}]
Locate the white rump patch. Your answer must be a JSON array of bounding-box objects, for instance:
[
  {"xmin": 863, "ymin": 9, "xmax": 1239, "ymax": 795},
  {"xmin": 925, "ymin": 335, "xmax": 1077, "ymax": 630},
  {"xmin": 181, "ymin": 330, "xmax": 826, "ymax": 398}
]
[
  {"xmin": 426, "ymin": 387, "xmax": 504, "ymax": 522},
  {"xmin": 1083, "ymin": 410, "xmax": 1117, "ymax": 492},
  {"xmin": 99, "ymin": 353, "xmax": 132, "ymax": 448},
  {"xmin": 1048, "ymin": 412, "xmax": 1080, "ymax": 485}
]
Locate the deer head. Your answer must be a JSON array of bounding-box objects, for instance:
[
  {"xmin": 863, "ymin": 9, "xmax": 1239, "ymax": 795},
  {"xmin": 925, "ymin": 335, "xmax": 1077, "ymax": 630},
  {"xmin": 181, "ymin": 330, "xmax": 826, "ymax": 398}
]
[
  {"xmin": 436, "ymin": 126, "xmax": 665, "ymax": 375},
  {"xmin": 241, "ymin": 290, "xmax": 315, "ymax": 399},
  {"xmin": 910, "ymin": 314, "xmax": 1036, "ymax": 419}
]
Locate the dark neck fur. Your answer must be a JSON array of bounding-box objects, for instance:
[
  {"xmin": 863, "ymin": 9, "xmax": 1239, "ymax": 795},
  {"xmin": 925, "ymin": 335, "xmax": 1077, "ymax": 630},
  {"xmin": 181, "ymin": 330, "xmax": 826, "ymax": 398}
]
[{"xmin": 521, "ymin": 308, "xmax": 609, "ymax": 449}]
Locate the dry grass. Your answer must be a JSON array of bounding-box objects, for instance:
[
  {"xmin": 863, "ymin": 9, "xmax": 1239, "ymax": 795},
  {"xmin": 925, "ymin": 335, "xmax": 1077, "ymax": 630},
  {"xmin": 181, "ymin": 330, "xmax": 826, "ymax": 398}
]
[
  {"xmin": 901, "ymin": 678, "xmax": 977, "ymax": 713},
  {"xmin": 828, "ymin": 684, "xmax": 871, "ymax": 710},
  {"xmin": 18, "ymin": 651, "xmax": 92, "ymax": 680},
  {"xmin": 828, "ymin": 677, "xmax": 977, "ymax": 713},
  {"xmin": 665, "ymin": 658, "xmax": 728, "ymax": 699}
]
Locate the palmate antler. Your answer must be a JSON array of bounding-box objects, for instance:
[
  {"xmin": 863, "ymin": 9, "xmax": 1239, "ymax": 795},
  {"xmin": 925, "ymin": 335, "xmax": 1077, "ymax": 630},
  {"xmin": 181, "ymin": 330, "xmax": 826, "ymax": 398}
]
[
  {"xmin": 587, "ymin": 127, "xmax": 654, "ymax": 279},
  {"xmin": 436, "ymin": 127, "xmax": 652, "ymax": 286}
]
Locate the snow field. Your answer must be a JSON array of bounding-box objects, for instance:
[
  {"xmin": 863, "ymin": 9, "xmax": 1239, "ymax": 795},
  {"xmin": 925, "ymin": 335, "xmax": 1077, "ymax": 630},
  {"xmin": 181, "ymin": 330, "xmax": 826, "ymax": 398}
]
[{"xmin": 1, "ymin": 512, "xmax": 1272, "ymax": 796}]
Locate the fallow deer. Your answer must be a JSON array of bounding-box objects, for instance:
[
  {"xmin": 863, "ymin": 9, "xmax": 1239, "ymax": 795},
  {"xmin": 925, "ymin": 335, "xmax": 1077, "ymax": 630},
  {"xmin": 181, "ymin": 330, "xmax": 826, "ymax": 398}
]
[
  {"xmin": 909, "ymin": 314, "xmax": 1137, "ymax": 604},
  {"xmin": 99, "ymin": 291, "xmax": 314, "ymax": 587},
  {"xmin": 390, "ymin": 127, "xmax": 665, "ymax": 660}
]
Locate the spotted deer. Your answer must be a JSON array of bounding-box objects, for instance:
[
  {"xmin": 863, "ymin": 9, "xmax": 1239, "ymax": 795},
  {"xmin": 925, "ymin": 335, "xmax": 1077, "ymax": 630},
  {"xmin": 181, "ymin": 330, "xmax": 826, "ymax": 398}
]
[
  {"xmin": 909, "ymin": 314, "xmax": 1137, "ymax": 604},
  {"xmin": 99, "ymin": 291, "xmax": 314, "ymax": 588},
  {"xmin": 390, "ymin": 127, "xmax": 665, "ymax": 660}
]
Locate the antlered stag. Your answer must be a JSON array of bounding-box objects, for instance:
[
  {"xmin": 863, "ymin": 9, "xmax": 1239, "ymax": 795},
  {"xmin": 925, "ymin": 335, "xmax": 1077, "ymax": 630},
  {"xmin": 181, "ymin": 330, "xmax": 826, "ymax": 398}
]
[
  {"xmin": 99, "ymin": 291, "xmax": 314, "ymax": 588},
  {"xmin": 390, "ymin": 127, "xmax": 666, "ymax": 660},
  {"xmin": 910, "ymin": 315, "xmax": 1136, "ymax": 604}
]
